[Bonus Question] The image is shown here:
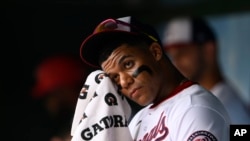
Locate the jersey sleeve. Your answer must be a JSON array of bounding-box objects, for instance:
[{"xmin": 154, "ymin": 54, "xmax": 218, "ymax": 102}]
[{"xmin": 170, "ymin": 106, "xmax": 230, "ymax": 141}]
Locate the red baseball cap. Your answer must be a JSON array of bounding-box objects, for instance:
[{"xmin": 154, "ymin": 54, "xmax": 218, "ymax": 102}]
[
  {"xmin": 80, "ymin": 16, "xmax": 162, "ymax": 68},
  {"xmin": 31, "ymin": 54, "xmax": 88, "ymax": 99}
]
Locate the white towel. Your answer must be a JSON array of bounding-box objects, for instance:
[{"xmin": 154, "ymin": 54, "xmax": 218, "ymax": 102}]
[{"xmin": 71, "ymin": 70, "xmax": 133, "ymax": 141}]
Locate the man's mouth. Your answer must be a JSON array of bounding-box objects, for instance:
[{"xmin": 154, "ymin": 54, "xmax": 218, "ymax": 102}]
[{"xmin": 130, "ymin": 87, "xmax": 142, "ymax": 98}]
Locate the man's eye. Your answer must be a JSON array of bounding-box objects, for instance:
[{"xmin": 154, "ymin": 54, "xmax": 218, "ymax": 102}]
[{"xmin": 124, "ymin": 61, "xmax": 133, "ymax": 69}]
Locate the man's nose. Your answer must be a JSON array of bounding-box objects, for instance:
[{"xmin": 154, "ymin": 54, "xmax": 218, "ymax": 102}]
[{"xmin": 119, "ymin": 72, "xmax": 133, "ymax": 89}]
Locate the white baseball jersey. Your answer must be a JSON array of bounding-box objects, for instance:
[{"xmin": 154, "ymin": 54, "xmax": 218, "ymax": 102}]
[
  {"xmin": 210, "ymin": 81, "xmax": 250, "ymax": 124},
  {"xmin": 129, "ymin": 81, "xmax": 230, "ymax": 141}
]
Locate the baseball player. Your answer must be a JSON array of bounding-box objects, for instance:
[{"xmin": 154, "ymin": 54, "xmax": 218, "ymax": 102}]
[
  {"xmin": 162, "ymin": 17, "xmax": 250, "ymax": 124},
  {"xmin": 79, "ymin": 16, "xmax": 231, "ymax": 140}
]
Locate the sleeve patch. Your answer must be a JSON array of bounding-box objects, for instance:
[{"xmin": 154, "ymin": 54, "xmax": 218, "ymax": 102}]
[{"xmin": 187, "ymin": 130, "xmax": 217, "ymax": 141}]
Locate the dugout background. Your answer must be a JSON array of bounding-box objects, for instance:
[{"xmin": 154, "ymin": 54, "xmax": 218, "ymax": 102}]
[{"xmin": 2, "ymin": 0, "xmax": 250, "ymax": 140}]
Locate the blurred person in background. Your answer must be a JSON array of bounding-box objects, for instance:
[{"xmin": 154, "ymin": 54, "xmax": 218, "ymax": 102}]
[
  {"xmin": 162, "ymin": 16, "xmax": 250, "ymax": 124},
  {"xmin": 27, "ymin": 53, "xmax": 93, "ymax": 141}
]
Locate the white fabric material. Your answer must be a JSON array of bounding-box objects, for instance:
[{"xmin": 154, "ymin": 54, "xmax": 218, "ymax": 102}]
[
  {"xmin": 211, "ymin": 82, "xmax": 250, "ymax": 124},
  {"xmin": 116, "ymin": 16, "xmax": 131, "ymax": 32},
  {"xmin": 71, "ymin": 70, "xmax": 132, "ymax": 141},
  {"xmin": 162, "ymin": 17, "xmax": 192, "ymax": 46},
  {"xmin": 129, "ymin": 84, "xmax": 230, "ymax": 141}
]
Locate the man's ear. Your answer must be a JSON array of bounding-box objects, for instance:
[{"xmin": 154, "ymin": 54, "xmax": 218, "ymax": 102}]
[{"xmin": 149, "ymin": 42, "xmax": 163, "ymax": 61}]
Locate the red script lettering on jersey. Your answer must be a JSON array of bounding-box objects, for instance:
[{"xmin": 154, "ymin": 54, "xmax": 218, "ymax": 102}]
[{"xmin": 139, "ymin": 112, "xmax": 169, "ymax": 141}]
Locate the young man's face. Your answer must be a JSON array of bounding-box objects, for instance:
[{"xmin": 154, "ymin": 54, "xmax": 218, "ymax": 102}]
[
  {"xmin": 101, "ymin": 43, "xmax": 162, "ymax": 106},
  {"xmin": 165, "ymin": 43, "xmax": 204, "ymax": 81}
]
